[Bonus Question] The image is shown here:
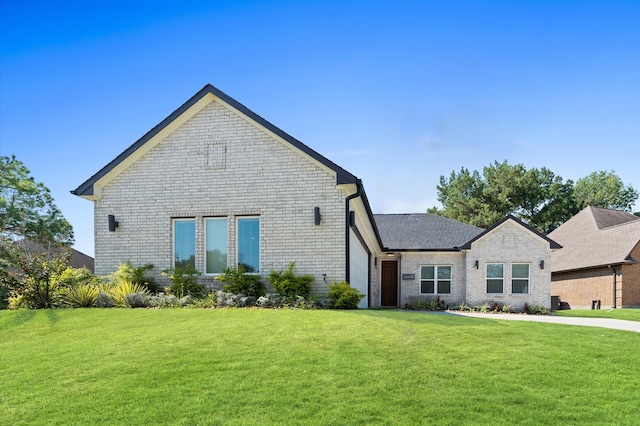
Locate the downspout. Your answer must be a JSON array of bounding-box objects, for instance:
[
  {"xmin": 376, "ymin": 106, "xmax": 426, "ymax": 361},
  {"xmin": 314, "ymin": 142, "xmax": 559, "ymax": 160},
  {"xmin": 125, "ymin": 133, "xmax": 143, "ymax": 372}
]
[{"xmin": 345, "ymin": 179, "xmax": 363, "ymax": 283}]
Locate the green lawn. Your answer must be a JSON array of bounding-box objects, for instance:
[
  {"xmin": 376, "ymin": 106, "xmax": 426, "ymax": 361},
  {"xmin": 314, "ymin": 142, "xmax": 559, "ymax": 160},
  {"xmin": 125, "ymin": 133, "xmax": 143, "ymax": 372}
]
[
  {"xmin": 553, "ymin": 308, "xmax": 640, "ymax": 322},
  {"xmin": 1, "ymin": 309, "xmax": 639, "ymax": 425}
]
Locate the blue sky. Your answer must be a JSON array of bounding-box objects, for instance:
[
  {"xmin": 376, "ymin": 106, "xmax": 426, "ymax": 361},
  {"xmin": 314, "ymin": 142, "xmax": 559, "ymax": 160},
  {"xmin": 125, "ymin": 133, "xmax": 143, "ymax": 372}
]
[{"xmin": 1, "ymin": 0, "xmax": 639, "ymax": 257}]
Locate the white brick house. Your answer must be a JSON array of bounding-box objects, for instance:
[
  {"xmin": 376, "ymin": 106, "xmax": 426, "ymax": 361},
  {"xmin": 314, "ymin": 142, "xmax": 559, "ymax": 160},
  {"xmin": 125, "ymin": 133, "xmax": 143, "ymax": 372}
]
[{"xmin": 73, "ymin": 84, "xmax": 559, "ymax": 309}]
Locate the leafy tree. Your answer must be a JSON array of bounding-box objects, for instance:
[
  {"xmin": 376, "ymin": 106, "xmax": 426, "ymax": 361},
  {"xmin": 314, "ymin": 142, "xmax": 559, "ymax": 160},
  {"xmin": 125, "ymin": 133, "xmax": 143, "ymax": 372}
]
[
  {"xmin": 574, "ymin": 171, "xmax": 638, "ymax": 212},
  {"xmin": 1, "ymin": 155, "xmax": 74, "ymax": 308},
  {"xmin": 1, "ymin": 155, "xmax": 74, "ymax": 245},
  {"xmin": 429, "ymin": 161, "xmax": 575, "ymax": 233}
]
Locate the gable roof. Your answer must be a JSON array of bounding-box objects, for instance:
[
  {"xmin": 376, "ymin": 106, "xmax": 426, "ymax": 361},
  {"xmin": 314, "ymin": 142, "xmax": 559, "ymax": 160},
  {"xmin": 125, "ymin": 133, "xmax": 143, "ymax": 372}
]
[
  {"xmin": 549, "ymin": 206, "xmax": 640, "ymax": 272},
  {"xmin": 460, "ymin": 215, "xmax": 562, "ymax": 250},
  {"xmin": 71, "ymin": 84, "xmax": 358, "ymax": 198},
  {"xmin": 374, "ymin": 213, "xmax": 484, "ymax": 251}
]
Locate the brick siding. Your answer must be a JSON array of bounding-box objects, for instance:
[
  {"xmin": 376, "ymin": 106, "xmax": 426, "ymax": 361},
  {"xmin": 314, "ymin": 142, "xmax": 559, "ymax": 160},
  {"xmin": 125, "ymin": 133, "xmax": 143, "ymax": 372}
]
[{"xmin": 94, "ymin": 99, "xmax": 349, "ymax": 297}]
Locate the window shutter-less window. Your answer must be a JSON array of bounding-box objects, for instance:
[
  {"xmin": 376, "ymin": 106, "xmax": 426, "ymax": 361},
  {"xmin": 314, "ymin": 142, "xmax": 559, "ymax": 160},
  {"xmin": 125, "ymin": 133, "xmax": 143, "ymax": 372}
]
[{"xmin": 237, "ymin": 217, "xmax": 260, "ymax": 273}]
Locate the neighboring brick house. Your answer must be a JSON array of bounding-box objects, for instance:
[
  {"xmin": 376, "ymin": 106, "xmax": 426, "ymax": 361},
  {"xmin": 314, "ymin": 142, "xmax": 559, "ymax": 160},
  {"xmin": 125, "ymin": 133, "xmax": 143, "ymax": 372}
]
[
  {"xmin": 550, "ymin": 206, "xmax": 640, "ymax": 309},
  {"xmin": 72, "ymin": 84, "xmax": 559, "ymax": 309}
]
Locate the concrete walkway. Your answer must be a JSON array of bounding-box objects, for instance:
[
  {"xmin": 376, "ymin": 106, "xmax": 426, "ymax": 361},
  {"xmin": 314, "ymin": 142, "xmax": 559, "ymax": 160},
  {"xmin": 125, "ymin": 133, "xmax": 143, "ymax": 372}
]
[{"xmin": 434, "ymin": 311, "xmax": 640, "ymax": 333}]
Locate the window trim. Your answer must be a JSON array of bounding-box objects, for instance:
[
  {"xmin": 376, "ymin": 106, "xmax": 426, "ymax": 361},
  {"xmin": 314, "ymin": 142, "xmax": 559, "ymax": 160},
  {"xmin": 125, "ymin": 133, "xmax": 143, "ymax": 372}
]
[
  {"xmin": 419, "ymin": 265, "xmax": 452, "ymax": 295},
  {"xmin": 511, "ymin": 263, "xmax": 530, "ymax": 294},
  {"xmin": 486, "ymin": 263, "xmax": 505, "ymax": 294},
  {"xmin": 236, "ymin": 216, "xmax": 261, "ymax": 273},
  {"xmin": 204, "ymin": 217, "xmax": 228, "ymax": 275},
  {"xmin": 172, "ymin": 218, "xmax": 196, "ymax": 269}
]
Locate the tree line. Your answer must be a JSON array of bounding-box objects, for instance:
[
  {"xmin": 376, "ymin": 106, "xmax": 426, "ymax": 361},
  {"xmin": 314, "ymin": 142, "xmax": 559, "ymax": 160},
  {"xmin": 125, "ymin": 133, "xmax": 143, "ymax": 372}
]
[{"xmin": 428, "ymin": 160, "xmax": 638, "ymax": 233}]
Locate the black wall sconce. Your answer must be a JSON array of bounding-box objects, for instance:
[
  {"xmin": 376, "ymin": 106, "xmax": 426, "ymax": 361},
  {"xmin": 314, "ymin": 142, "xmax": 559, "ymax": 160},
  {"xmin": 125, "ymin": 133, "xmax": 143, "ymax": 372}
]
[
  {"xmin": 539, "ymin": 260, "xmax": 545, "ymax": 269},
  {"xmin": 108, "ymin": 214, "xmax": 119, "ymax": 232},
  {"xmin": 474, "ymin": 260, "xmax": 479, "ymax": 269},
  {"xmin": 314, "ymin": 207, "xmax": 321, "ymax": 225}
]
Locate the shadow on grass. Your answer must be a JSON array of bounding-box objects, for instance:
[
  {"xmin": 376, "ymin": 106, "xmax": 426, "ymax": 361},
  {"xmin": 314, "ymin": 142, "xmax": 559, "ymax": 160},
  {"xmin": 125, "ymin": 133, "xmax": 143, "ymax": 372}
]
[
  {"xmin": 344, "ymin": 308, "xmax": 506, "ymax": 328},
  {"xmin": 0, "ymin": 307, "xmax": 62, "ymax": 332},
  {"xmin": 0, "ymin": 308, "xmax": 37, "ymax": 332}
]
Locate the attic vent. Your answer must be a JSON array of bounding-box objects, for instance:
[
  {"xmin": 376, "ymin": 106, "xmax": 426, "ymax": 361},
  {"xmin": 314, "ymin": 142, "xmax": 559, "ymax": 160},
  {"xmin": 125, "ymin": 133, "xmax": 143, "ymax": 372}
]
[{"xmin": 207, "ymin": 142, "xmax": 226, "ymax": 170}]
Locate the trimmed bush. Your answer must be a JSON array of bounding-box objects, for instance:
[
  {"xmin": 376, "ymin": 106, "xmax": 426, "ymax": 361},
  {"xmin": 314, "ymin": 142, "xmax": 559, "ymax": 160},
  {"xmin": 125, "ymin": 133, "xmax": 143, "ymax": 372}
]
[{"xmin": 327, "ymin": 281, "xmax": 364, "ymax": 309}]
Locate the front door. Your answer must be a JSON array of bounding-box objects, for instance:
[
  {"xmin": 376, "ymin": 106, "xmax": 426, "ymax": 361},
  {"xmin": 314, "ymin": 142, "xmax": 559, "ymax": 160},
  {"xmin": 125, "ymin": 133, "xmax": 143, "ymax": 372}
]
[{"xmin": 381, "ymin": 261, "xmax": 398, "ymax": 307}]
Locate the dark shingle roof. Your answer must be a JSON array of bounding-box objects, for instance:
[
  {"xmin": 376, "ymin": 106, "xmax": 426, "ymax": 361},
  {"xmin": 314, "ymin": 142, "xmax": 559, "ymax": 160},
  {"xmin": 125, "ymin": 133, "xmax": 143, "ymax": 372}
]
[{"xmin": 373, "ymin": 213, "xmax": 484, "ymax": 250}]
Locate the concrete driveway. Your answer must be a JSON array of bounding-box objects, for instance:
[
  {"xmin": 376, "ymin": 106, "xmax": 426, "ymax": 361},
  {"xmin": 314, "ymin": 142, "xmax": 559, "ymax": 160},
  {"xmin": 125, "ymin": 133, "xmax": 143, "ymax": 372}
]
[{"xmin": 436, "ymin": 311, "xmax": 640, "ymax": 333}]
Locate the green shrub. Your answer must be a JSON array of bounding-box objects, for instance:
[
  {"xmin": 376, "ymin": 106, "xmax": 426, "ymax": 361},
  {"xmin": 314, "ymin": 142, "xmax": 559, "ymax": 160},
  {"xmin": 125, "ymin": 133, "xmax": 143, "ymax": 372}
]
[
  {"xmin": 475, "ymin": 303, "xmax": 491, "ymax": 313},
  {"xmin": 217, "ymin": 265, "xmax": 265, "ymax": 298},
  {"xmin": 0, "ymin": 284, "xmax": 10, "ymax": 309},
  {"xmin": 62, "ymin": 284, "xmax": 99, "ymax": 308},
  {"xmin": 404, "ymin": 296, "xmax": 447, "ymax": 311},
  {"xmin": 453, "ymin": 302, "xmax": 471, "ymax": 311},
  {"xmin": 528, "ymin": 304, "xmax": 547, "ymax": 315},
  {"xmin": 110, "ymin": 262, "xmax": 157, "ymax": 293},
  {"xmin": 5, "ymin": 255, "xmax": 68, "ymax": 309},
  {"xmin": 267, "ymin": 262, "xmax": 314, "ymax": 300},
  {"xmin": 192, "ymin": 292, "xmax": 218, "ymax": 308},
  {"xmin": 53, "ymin": 267, "xmax": 100, "ymax": 288},
  {"xmin": 327, "ymin": 281, "xmax": 364, "ymax": 309},
  {"xmin": 162, "ymin": 265, "xmax": 205, "ymax": 299}
]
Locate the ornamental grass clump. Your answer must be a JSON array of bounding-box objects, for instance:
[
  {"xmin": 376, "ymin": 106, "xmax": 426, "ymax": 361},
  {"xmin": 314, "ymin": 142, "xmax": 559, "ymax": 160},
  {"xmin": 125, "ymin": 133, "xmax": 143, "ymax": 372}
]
[
  {"xmin": 107, "ymin": 281, "xmax": 150, "ymax": 308},
  {"xmin": 62, "ymin": 284, "xmax": 100, "ymax": 308}
]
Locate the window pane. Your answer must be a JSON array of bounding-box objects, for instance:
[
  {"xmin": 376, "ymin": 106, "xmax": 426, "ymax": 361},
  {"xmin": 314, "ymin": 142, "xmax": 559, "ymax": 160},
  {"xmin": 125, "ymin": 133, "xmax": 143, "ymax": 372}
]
[
  {"xmin": 174, "ymin": 219, "xmax": 195, "ymax": 268},
  {"xmin": 421, "ymin": 281, "xmax": 434, "ymax": 294},
  {"xmin": 437, "ymin": 266, "xmax": 451, "ymax": 280},
  {"xmin": 421, "ymin": 266, "xmax": 434, "ymax": 280},
  {"xmin": 487, "ymin": 279, "xmax": 503, "ymax": 293},
  {"xmin": 238, "ymin": 217, "xmax": 260, "ymax": 273},
  {"xmin": 487, "ymin": 263, "xmax": 504, "ymax": 278},
  {"xmin": 512, "ymin": 279, "xmax": 528, "ymax": 294},
  {"xmin": 206, "ymin": 218, "xmax": 227, "ymax": 274},
  {"xmin": 437, "ymin": 280, "xmax": 451, "ymax": 294},
  {"xmin": 512, "ymin": 264, "xmax": 529, "ymax": 279}
]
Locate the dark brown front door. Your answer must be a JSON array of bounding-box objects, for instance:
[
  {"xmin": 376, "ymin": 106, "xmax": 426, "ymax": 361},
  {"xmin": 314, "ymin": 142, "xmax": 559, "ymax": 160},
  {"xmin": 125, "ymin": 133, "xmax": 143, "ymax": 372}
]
[{"xmin": 381, "ymin": 261, "xmax": 398, "ymax": 307}]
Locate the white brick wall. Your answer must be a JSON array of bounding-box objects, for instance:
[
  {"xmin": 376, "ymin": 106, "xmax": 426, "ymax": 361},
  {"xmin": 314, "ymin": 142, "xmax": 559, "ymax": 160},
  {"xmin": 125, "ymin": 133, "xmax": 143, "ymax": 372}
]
[
  {"xmin": 465, "ymin": 220, "xmax": 552, "ymax": 310},
  {"xmin": 94, "ymin": 99, "xmax": 349, "ymax": 297},
  {"xmin": 398, "ymin": 252, "xmax": 466, "ymax": 307}
]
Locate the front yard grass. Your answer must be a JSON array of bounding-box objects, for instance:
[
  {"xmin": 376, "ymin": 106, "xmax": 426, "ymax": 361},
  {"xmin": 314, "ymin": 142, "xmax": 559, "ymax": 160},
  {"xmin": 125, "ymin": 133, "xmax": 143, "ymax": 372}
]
[
  {"xmin": 554, "ymin": 308, "xmax": 640, "ymax": 322},
  {"xmin": 1, "ymin": 309, "xmax": 639, "ymax": 425}
]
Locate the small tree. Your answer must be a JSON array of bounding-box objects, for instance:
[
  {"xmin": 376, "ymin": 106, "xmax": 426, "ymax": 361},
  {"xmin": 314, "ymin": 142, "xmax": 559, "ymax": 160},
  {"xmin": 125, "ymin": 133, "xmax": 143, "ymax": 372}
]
[
  {"xmin": 3, "ymin": 241, "xmax": 70, "ymax": 309},
  {"xmin": 1, "ymin": 156, "xmax": 74, "ymax": 308},
  {"xmin": 267, "ymin": 261, "xmax": 314, "ymax": 300}
]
